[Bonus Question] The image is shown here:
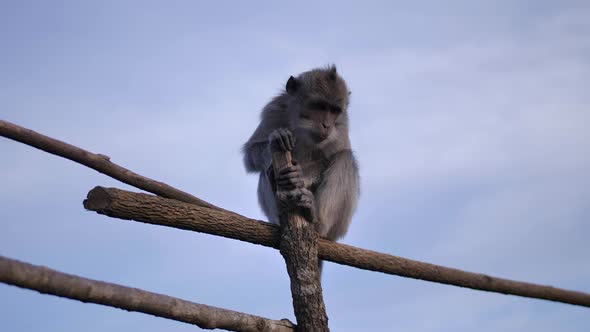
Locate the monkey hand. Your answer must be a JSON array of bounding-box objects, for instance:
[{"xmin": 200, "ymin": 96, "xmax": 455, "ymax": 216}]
[
  {"xmin": 276, "ymin": 164, "xmax": 305, "ymax": 190},
  {"xmin": 268, "ymin": 128, "xmax": 295, "ymax": 152},
  {"xmin": 277, "ymin": 187, "xmax": 316, "ymax": 223}
]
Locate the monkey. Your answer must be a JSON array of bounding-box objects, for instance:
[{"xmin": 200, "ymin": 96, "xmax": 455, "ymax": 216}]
[{"xmin": 242, "ymin": 66, "xmax": 360, "ymax": 258}]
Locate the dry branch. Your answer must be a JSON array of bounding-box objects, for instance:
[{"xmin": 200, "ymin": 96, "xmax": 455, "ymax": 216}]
[
  {"xmin": 0, "ymin": 256, "xmax": 294, "ymax": 332},
  {"xmin": 4, "ymin": 120, "xmax": 590, "ymax": 312},
  {"xmin": 271, "ymin": 150, "xmax": 329, "ymax": 331},
  {"xmin": 0, "ymin": 119, "xmax": 223, "ymax": 211},
  {"xmin": 84, "ymin": 186, "xmax": 590, "ymax": 309}
]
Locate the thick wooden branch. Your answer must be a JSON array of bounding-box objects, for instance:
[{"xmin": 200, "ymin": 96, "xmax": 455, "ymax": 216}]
[
  {"xmin": 84, "ymin": 186, "xmax": 280, "ymax": 248},
  {"xmin": 271, "ymin": 150, "xmax": 329, "ymax": 331},
  {"xmin": 84, "ymin": 186, "xmax": 590, "ymax": 309},
  {"xmin": 0, "ymin": 256, "xmax": 294, "ymax": 332},
  {"xmin": 0, "ymin": 119, "xmax": 223, "ymax": 211}
]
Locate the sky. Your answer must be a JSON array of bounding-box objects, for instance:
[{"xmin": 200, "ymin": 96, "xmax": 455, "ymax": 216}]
[{"xmin": 1, "ymin": 1, "xmax": 589, "ymax": 331}]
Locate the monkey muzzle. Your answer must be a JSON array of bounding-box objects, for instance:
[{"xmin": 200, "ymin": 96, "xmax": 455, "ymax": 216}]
[{"xmin": 312, "ymin": 129, "xmax": 332, "ymax": 142}]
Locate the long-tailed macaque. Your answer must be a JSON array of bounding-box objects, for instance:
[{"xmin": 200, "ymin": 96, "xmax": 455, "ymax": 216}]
[{"xmin": 243, "ymin": 65, "xmax": 360, "ymax": 246}]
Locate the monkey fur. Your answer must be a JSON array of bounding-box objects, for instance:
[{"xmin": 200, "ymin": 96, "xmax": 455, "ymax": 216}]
[{"xmin": 243, "ymin": 65, "xmax": 360, "ymax": 245}]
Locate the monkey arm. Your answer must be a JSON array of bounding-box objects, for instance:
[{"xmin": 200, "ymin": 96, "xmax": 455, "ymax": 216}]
[
  {"xmin": 314, "ymin": 150, "xmax": 360, "ymax": 240},
  {"xmin": 243, "ymin": 95, "xmax": 290, "ymax": 173},
  {"xmin": 242, "ymin": 141, "xmax": 272, "ymax": 173}
]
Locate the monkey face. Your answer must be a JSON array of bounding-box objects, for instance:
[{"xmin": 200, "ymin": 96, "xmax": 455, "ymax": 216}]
[{"xmin": 298, "ymin": 100, "xmax": 342, "ymax": 143}]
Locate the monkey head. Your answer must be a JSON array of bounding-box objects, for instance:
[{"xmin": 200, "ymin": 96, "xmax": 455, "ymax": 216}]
[{"xmin": 285, "ymin": 66, "xmax": 350, "ymax": 146}]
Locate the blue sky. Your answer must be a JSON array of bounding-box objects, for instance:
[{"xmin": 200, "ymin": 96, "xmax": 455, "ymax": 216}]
[{"xmin": 1, "ymin": 1, "xmax": 589, "ymax": 331}]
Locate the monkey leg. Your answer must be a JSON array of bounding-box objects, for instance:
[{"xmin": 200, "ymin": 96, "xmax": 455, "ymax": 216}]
[{"xmin": 276, "ymin": 188, "xmax": 317, "ymax": 224}]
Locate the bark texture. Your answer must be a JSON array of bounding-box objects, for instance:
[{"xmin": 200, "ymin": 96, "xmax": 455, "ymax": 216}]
[
  {"xmin": 84, "ymin": 186, "xmax": 590, "ymax": 309},
  {"xmin": 0, "ymin": 256, "xmax": 294, "ymax": 332},
  {"xmin": 84, "ymin": 186, "xmax": 280, "ymax": 248},
  {"xmin": 271, "ymin": 150, "xmax": 329, "ymax": 332}
]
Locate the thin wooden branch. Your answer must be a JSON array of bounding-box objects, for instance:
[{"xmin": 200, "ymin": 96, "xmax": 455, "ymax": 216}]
[
  {"xmin": 83, "ymin": 186, "xmax": 590, "ymax": 309},
  {"xmin": 271, "ymin": 150, "xmax": 329, "ymax": 331},
  {"xmin": 0, "ymin": 119, "xmax": 223, "ymax": 211},
  {"xmin": 0, "ymin": 256, "xmax": 294, "ymax": 332}
]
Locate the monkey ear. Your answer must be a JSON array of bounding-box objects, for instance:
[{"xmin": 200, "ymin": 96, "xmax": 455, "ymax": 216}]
[
  {"xmin": 286, "ymin": 76, "xmax": 299, "ymax": 94},
  {"xmin": 328, "ymin": 65, "xmax": 337, "ymax": 80}
]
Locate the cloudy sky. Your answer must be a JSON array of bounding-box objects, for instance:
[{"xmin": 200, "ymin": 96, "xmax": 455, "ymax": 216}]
[{"xmin": 1, "ymin": 1, "xmax": 589, "ymax": 331}]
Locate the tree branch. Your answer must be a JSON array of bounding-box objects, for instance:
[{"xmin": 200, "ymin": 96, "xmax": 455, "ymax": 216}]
[
  {"xmin": 0, "ymin": 256, "xmax": 294, "ymax": 332},
  {"xmin": 83, "ymin": 186, "xmax": 590, "ymax": 309},
  {"xmin": 0, "ymin": 119, "xmax": 224, "ymax": 212},
  {"xmin": 4, "ymin": 120, "xmax": 590, "ymax": 311},
  {"xmin": 271, "ymin": 150, "xmax": 329, "ymax": 331}
]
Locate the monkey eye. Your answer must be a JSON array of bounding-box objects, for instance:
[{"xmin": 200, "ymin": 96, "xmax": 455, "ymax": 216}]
[
  {"xmin": 309, "ymin": 101, "xmax": 328, "ymax": 111},
  {"xmin": 331, "ymin": 106, "xmax": 342, "ymax": 114}
]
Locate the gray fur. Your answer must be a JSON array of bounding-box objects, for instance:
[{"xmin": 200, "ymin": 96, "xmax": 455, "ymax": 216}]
[{"xmin": 242, "ymin": 65, "xmax": 360, "ymax": 241}]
